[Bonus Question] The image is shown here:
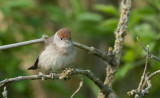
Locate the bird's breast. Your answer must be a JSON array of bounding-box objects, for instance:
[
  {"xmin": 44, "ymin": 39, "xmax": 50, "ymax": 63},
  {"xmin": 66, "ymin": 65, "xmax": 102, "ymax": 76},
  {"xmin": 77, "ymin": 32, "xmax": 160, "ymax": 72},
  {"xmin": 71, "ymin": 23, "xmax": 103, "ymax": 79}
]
[{"xmin": 39, "ymin": 44, "xmax": 76, "ymax": 71}]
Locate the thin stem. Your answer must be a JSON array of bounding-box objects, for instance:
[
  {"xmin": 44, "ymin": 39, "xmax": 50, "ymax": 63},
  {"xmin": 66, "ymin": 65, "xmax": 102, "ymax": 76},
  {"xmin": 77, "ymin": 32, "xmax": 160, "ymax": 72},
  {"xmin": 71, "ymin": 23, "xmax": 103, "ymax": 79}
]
[
  {"xmin": 147, "ymin": 70, "xmax": 160, "ymax": 81},
  {"xmin": 0, "ymin": 39, "xmax": 44, "ymax": 50},
  {"xmin": 138, "ymin": 45, "xmax": 149, "ymax": 91},
  {"xmin": 137, "ymin": 37, "xmax": 160, "ymax": 62},
  {"xmin": 71, "ymin": 78, "xmax": 83, "ymax": 98}
]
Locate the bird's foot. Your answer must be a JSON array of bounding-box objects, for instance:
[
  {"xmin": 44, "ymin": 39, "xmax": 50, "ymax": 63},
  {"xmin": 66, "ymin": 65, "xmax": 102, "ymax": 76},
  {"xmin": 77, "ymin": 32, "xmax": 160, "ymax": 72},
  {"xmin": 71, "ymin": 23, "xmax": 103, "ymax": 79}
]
[
  {"xmin": 39, "ymin": 72, "xmax": 45, "ymax": 80},
  {"xmin": 50, "ymin": 72, "xmax": 56, "ymax": 79}
]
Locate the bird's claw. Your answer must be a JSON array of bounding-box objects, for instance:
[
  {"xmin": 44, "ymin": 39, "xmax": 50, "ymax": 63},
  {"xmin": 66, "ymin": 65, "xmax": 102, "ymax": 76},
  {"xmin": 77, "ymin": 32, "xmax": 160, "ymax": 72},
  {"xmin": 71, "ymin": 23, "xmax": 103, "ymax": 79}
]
[
  {"xmin": 39, "ymin": 72, "xmax": 45, "ymax": 80},
  {"xmin": 50, "ymin": 72, "xmax": 56, "ymax": 79}
]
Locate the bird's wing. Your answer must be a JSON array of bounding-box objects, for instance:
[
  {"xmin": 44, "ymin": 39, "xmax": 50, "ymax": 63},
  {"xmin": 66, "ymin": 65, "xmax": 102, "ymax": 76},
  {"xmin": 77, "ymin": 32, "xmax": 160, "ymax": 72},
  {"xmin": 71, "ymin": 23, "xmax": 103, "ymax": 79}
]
[
  {"xmin": 44, "ymin": 35, "xmax": 54, "ymax": 47},
  {"xmin": 28, "ymin": 36, "xmax": 54, "ymax": 70},
  {"xmin": 27, "ymin": 56, "xmax": 40, "ymax": 70}
]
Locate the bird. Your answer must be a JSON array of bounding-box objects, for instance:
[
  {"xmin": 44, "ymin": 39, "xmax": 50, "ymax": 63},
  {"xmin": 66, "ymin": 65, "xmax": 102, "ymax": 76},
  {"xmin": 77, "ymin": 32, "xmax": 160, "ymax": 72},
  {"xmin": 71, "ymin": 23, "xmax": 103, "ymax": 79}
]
[{"xmin": 28, "ymin": 28, "xmax": 76, "ymax": 72}]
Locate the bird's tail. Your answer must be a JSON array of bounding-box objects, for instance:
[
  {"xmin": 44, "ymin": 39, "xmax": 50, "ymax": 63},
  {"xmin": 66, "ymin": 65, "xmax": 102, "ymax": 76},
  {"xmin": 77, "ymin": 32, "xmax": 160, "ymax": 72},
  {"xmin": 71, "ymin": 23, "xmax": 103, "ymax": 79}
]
[
  {"xmin": 28, "ymin": 65, "xmax": 38, "ymax": 70},
  {"xmin": 28, "ymin": 57, "xmax": 39, "ymax": 70}
]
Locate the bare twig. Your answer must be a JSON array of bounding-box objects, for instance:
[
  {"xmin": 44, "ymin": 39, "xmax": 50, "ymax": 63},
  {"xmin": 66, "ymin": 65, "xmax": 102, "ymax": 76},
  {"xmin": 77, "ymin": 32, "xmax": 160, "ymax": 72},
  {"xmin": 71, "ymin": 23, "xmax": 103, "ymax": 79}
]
[
  {"xmin": 136, "ymin": 37, "xmax": 147, "ymax": 52},
  {"xmin": 73, "ymin": 42, "xmax": 107, "ymax": 60},
  {"xmin": 137, "ymin": 37, "xmax": 160, "ymax": 62},
  {"xmin": 128, "ymin": 70, "xmax": 160, "ymax": 97},
  {"xmin": 142, "ymin": 79, "xmax": 152, "ymax": 95},
  {"xmin": 0, "ymin": 68, "xmax": 113, "ymax": 96},
  {"xmin": 133, "ymin": 45, "xmax": 150, "ymax": 98},
  {"xmin": 0, "ymin": 35, "xmax": 48, "ymax": 50},
  {"xmin": 127, "ymin": 45, "xmax": 160, "ymax": 98},
  {"xmin": 2, "ymin": 86, "xmax": 7, "ymax": 98},
  {"xmin": 0, "ymin": 35, "xmax": 107, "ymax": 60},
  {"xmin": 127, "ymin": 78, "xmax": 152, "ymax": 98},
  {"xmin": 141, "ymin": 70, "xmax": 160, "ymax": 90},
  {"xmin": 137, "ymin": 45, "xmax": 149, "ymax": 91},
  {"xmin": 147, "ymin": 70, "xmax": 160, "ymax": 80},
  {"xmin": 71, "ymin": 78, "xmax": 83, "ymax": 98},
  {"xmin": 0, "ymin": 38, "xmax": 44, "ymax": 50}
]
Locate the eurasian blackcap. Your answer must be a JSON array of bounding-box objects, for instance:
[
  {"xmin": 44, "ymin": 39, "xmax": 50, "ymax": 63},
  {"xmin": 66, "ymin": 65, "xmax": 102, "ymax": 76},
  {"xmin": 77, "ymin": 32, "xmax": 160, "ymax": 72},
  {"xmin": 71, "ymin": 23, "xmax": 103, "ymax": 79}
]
[{"xmin": 28, "ymin": 28, "xmax": 76, "ymax": 72}]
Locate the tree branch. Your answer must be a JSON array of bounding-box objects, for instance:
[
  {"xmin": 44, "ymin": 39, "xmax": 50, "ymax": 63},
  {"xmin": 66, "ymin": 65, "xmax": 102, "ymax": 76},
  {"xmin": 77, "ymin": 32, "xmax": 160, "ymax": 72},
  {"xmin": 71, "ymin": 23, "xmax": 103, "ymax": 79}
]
[
  {"xmin": 127, "ymin": 45, "xmax": 160, "ymax": 98},
  {"xmin": 113, "ymin": 0, "xmax": 132, "ymax": 66},
  {"xmin": 128, "ymin": 70, "xmax": 160, "ymax": 98},
  {"xmin": 0, "ymin": 68, "xmax": 113, "ymax": 96},
  {"xmin": 127, "ymin": 79, "xmax": 152, "ymax": 98},
  {"xmin": 127, "ymin": 45, "xmax": 150, "ymax": 98},
  {"xmin": 0, "ymin": 35, "xmax": 108, "ymax": 61},
  {"xmin": 137, "ymin": 37, "xmax": 160, "ymax": 62},
  {"xmin": 98, "ymin": 0, "xmax": 132, "ymax": 98},
  {"xmin": 142, "ymin": 70, "xmax": 160, "ymax": 90},
  {"xmin": 73, "ymin": 42, "xmax": 107, "ymax": 60},
  {"xmin": 0, "ymin": 38, "xmax": 44, "ymax": 50}
]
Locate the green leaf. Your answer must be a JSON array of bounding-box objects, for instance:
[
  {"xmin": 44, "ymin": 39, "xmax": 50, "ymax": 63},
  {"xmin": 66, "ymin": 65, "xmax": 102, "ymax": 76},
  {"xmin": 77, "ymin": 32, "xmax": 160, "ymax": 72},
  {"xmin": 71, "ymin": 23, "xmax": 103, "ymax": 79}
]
[
  {"xmin": 77, "ymin": 12, "xmax": 102, "ymax": 22},
  {"xmin": 98, "ymin": 18, "xmax": 119, "ymax": 33},
  {"xmin": 0, "ymin": 0, "xmax": 33, "ymax": 9},
  {"xmin": 133, "ymin": 23, "xmax": 155, "ymax": 41},
  {"xmin": 43, "ymin": 5, "xmax": 69, "ymax": 23},
  {"xmin": 94, "ymin": 4, "xmax": 118, "ymax": 16},
  {"xmin": 83, "ymin": 76, "xmax": 99, "ymax": 96},
  {"xmin": 147, "ymin": 0, "xmax": 160, "ymax": 11},
  {"xmin": 136, "ymin": 7, "xmax": 156, "ymax": 15},
  {"xmin": 129, "ymin": 7, "xmax": 156, "ymax": 28},
  {"xmin": 115, "ymin": 63, "xmax": 132, "ymax": 80},
  {"xmin": 70, "ymin": 0, "xmax": 85, "ymax": 15},
  {"xmin": 14, "ymin": 82, "xmax": 26, "ymax": 92},
  {"xmin": 123, "ymin": 50, "xmax": 135, "ymax": 62}
]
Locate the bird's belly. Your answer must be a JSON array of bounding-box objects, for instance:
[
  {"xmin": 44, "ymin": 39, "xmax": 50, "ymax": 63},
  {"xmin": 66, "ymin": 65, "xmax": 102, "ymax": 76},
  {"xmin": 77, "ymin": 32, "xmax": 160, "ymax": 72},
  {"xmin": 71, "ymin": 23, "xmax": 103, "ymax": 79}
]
[{"xmin": 38, "ymin": 48, "xmax": 76, "ymax": 72}]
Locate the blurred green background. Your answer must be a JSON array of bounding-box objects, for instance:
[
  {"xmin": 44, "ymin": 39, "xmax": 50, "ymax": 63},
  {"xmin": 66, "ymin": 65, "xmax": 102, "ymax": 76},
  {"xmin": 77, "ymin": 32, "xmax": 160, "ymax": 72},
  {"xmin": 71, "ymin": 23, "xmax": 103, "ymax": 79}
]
[{"xmin": 0, "ymin": 0, "xmax": 160, "ymax": 98}]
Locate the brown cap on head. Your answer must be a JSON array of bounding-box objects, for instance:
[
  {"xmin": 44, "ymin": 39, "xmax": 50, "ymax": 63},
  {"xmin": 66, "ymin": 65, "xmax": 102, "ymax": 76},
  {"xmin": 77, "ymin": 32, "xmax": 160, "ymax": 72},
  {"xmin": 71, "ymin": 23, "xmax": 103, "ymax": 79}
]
[{"xmin": 57, "ymin": 28, "xmax": 71, "ymax": 39}]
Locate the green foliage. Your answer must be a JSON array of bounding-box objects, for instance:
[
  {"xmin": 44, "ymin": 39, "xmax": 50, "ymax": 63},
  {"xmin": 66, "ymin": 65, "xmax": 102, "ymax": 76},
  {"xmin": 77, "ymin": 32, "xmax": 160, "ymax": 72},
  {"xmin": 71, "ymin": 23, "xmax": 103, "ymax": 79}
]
[
  {"xmin": 94, "ymin": 4, "xmax": 118, "ymax": 16},
  {"xmin": 98, "ymin": 18, "xmax": 119, "ymax": 33}
]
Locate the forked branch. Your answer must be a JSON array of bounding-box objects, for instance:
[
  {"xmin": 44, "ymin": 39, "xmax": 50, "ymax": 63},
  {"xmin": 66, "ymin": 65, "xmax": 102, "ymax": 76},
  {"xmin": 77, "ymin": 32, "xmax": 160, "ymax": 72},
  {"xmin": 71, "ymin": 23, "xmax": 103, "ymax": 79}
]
[
  {"xmin": 0, "ymin": 68, "xmax": 113, "ymax": 97},
  {"xmin": 128, "ymin": 43, "xmax": 160, "ymax": 98}
]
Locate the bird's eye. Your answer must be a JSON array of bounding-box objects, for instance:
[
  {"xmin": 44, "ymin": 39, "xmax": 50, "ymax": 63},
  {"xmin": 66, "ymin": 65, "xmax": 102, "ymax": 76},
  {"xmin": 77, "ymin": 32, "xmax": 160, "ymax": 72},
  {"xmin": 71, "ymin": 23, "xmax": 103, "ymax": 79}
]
[{"xmin": 60, "ymin": 38, "xmax": 62, "ymax": 40}]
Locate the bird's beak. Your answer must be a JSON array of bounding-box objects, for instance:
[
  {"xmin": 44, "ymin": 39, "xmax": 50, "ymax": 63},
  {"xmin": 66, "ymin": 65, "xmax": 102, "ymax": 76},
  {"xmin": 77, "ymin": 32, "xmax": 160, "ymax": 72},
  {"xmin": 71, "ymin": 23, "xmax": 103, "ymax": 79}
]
[
  {"xmin": 65, "ymin": 40, "xmax": 70, "ymax": 43},
  {"xmin": 63, "ymin": 38, "xmax": 70, "ymax": 43}
]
